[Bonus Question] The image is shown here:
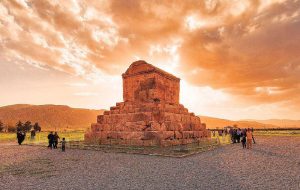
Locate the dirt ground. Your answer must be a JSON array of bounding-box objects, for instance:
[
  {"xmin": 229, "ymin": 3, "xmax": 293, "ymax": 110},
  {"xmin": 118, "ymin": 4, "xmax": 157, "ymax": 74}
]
[{"xmin": 0, "ymin": 136, "xmax": 299, "ymax": 190}]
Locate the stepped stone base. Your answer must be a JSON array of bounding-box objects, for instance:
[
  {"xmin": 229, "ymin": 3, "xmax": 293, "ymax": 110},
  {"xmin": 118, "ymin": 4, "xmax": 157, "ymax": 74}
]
[{"xmin": 85, "ymin": 101, "xmax": 210, "ymax": 146}]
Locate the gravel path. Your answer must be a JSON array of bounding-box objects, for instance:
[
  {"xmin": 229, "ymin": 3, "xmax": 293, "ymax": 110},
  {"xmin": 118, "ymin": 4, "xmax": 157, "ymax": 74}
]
[{"xmin": 0, "ymin": 136, "xmax": 299, "ymax": 190}]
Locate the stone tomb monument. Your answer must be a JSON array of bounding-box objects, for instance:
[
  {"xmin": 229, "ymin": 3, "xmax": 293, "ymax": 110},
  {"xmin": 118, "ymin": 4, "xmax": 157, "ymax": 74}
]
[{"xmin": 85, "ymin": 60, "xmax": 210, "ymax": 146}]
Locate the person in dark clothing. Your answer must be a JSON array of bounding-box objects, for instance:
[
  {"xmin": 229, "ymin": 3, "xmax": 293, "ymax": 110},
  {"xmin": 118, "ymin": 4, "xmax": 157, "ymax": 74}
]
[
  {"xmin": 53, "ymin": 132, "xmax": 60, "ymax": 149},
  {"xmin": 241, "ymin": 130, "xmax": 247, "ymax": 149},
  {"xmin": 233, "ymin": 129, "xmax": 237, "ymax": 143},
  {"xmin": 30, "ymin": 130, "xmax": 36, "ymax": 140},
  {"xmin": 17, "ymin": 131, "xmax": 25, "ymax": 145},
  {"xmin": 17, "ymin": 131, "xmax": 22, "ymax": 145},
  {"xmin": 218, "ymin": 130, "xmax": 223, "ymax": 136},
  {"xmin": 229, "ymin": 128, "xmax": 234, "ymax": 143},
  {"xmin": 48, "ymin": 132, "xmax": 54, "ymax": 149},
  {"xmin": 61, "ymin": 138, "xmax": 66, "ymax": 152},
  {"xmin": 241, "ymin": 128, "xmax": 246, "ymax": 137},
  {"xmin": 237, "ymin": 128, "xmax": 242, "ymax": 143}
]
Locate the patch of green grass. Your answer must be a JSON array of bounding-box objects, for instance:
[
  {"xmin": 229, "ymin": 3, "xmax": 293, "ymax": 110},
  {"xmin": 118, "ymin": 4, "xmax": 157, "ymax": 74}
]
[
  {"xmin": 254, "ymin": 130, "xmax": 300, "ymax": 136},
  {"xmin": 0, "ymin": 131, "xmax": 85, "ymax": 143},
  {"xmin": 0, "ymin": 133, "xmax": 17, "ymax": 142},
  {"xmin": 211, "ymin": 134, "xmax": 232, "ymax": 145}
]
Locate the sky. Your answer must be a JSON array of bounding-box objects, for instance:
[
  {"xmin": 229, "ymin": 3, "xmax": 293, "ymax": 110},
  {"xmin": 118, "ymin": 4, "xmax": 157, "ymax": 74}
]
[{"xmin": 0, "ymin": 0, "xmax": 299, "ymax": 120}]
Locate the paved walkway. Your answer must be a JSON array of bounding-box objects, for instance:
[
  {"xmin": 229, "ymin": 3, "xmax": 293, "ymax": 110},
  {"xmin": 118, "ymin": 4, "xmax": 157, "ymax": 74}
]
[{"xmin": 0, "ymin": 136, "xmax": 299, "ymax": 190}]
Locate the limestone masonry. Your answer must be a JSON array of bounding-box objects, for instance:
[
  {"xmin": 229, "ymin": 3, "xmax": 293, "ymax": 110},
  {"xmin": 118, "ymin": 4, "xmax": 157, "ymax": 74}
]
[{"xmin": 85, "ymin": 60, "xmax": 210, "ymax": 146}]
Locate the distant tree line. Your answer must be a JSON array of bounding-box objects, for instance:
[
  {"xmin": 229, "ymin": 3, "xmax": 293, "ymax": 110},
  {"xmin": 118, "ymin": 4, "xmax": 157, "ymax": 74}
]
[{"xmin": 0, "ymin": 120, "xmax": 41, "ymax": 133}]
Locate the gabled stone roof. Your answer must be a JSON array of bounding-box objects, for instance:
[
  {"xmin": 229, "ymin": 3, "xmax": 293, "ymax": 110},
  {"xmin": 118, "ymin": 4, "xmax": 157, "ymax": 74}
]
[{"xmin": 122, "ymin": 60, "xmax": 180, "ymax": 81}]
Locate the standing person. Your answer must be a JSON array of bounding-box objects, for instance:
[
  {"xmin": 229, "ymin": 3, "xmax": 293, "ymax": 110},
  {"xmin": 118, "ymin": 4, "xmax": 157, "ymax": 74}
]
[
  {"xmin": 241, "ymin": 130, "xmax": 247, "ymax": 149},
  {"xmin": 233, "ymin": 129, "xmax": 237, "ymax": 143},
  {"xmin": 229, "ymin": 128, "xmax": 234, "ymax": 143},
  {"xmin": 242, "ymin": 128, "xmax": 246, "ymax": 137},
  {"xmin": 21, "ymin": 131, "xmax": 26, "ymax": 143},
  {"xmin": 17, "ymin": 131, "xmax": 25, "ymax": 145},
  {"xmin": 246, "ymin": 128, "xmax": 253, "ymax": 149},
  {"xmin": 219, "ymin": 130, "xmax": 223, "ymax": 136},
  {"xmin": 53, "ymin": 132, "xmax": 60, "ymax": 149},
  {"xmin": 30, "ymin": 130, "xmax": 36, "ymax": 140},
  {"xmin": 237, "ymin": 128, "xmax": 242, "ymax": 143},
  {"xmin": 47, "ymin": 132, "xmax": 54, "ymax": 149},
  {"xmin": 251, "ymin": 128, "xmax": 256, "ymax": 144},
  {"xmin": 61, "ymin": 138, "xmax": 66, "ymax": 152}
]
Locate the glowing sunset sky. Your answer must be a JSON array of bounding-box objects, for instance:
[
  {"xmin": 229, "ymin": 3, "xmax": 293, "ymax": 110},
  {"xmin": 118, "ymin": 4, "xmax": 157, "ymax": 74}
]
[{"xmin": 0, "ymin": 0, "xmax": 299, "ymax": 120}]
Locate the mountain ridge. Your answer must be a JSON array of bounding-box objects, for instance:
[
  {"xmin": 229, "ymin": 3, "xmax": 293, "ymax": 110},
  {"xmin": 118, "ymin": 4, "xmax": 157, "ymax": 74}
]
[
  {"xmin": 0, "ymin": 104, "xmax": 299, "ymax": 131},
  {"xmin": 199, "ymin": 116, "xmax": 280, "ymax": 129},
  {"xmin": 0, "ymin": 104, "xmax": 105, "ymax": 131}
]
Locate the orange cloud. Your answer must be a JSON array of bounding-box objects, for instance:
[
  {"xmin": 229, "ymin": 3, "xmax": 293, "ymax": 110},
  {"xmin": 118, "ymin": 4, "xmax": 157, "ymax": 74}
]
[{"xmin": 0, "ymin": 0, "xmax": 299, "ymax": 118}]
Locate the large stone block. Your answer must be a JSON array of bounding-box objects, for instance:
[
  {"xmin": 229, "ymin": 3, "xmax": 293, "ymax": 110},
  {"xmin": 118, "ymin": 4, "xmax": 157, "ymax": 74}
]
[
  {"xmin": 91, "ymin": 123, "xmax": 96, "ymax": 130},
  {"xmin": 162, "ymin": 131, "xmax": 175, "ymax": 140},
  {"xmin": 143, "ymin": 121, "xmax": 161, "ymax": 131},
  {"xmin": 132, "ymin": 112, "xmax": 151, "ymax": 122},
  {"xmin": 99, "ymin": 131, "xmax": 108, "ymax": 139},
  {"xmin": 124, "ymin": 122, "xmax": 145, "ymax": 131},
  {"xmin": 174, "ymin": 131, "xmax": 183, "ymax": 139},
  {"xmin": 160, "ymin": 123, "xmax": 167, "ymax": 131},
  {"xmin": 97, "ymin": 115, "xmax": 104, "ymax": 123},
  {"xmin": 182, "ymin": 123, "xmax": 192, "ymax": 131},
  {"xmin": 115, "ymin": 123, "xmax": 125, "ymax": 131},
  {"xmin": 152, "ymin": 110, "xmax": 164, "ymax": 121},
  {"xmin": 183, "ymin": 131, "xmax": 194, "ymax": 139},
  {"xmin": 193, "ymin": 131, "xmax": 200, "ymax": 138},
  {"xmin": 142, "ymin": 131, "xmax": 162, "ymax": 140}
]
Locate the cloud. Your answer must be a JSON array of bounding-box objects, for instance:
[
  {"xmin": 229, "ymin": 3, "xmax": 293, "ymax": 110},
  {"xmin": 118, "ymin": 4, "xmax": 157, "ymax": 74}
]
[
  {"xmin": 74, "ymin": 92, "xmax": 99, "ymax": 96},
  {"xmin": 0, "ymin": 0, "xmax": 300, "ymax": 117},
  {"xmin": 66, "ymin": 82, "xmax": 89, "ymax": 87}
]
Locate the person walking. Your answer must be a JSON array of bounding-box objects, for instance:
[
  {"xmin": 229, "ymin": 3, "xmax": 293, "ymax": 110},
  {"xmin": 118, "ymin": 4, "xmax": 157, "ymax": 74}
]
[
  {"xmin": 47, "ymin": 132, "xmax": 54, "ymax": 149},
  {"xmin": 246, "ymin": 128, "xmax": 253, "ymax": 149},
  {"xmin": 53, "ymin": 132, "xmax": 60, "ymax": 149}
]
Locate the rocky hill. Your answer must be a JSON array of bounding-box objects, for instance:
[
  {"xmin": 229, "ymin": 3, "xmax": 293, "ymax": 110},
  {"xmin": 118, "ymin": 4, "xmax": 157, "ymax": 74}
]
[
  {"xmin": 200, "ymin": 116, "xmax": 280, "ymax": 129},
  {"xmin": 241, "ymin": 119, "xmax": 300, "ymax": 128},
  {"xmin": 0, "ymin": 104, "xmax": 104, "ymax": 131}
]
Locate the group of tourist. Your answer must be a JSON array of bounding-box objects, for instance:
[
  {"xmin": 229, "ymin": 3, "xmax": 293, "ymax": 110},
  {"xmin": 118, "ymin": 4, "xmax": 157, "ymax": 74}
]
[
  {"xmin": 212, "ymin": 127, "xmax": 256, "ymax": 149},
  {"xmin": 47, "ymin": 132, "xmax": 66, "ymax": 152},
  {"xmin": 15, "ymin": 130, "xmax": 66, "ymax": 151},
  {"xmin": 16, "ymin": 130, "xmax": 38, "ymax": 145},
  {"xmin": 229, "ymin": 128, "xmax": 255, "ymax": 149}
]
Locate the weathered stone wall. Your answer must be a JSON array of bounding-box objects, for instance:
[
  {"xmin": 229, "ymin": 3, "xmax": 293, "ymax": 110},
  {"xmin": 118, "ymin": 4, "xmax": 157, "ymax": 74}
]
[
  {"xmin": 122, "ymin": 61, "xmax": 180, "ymax": 104},
  {"xmin": 123, "ymin": 72, "xmax": 179, "ymax": 104}
]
